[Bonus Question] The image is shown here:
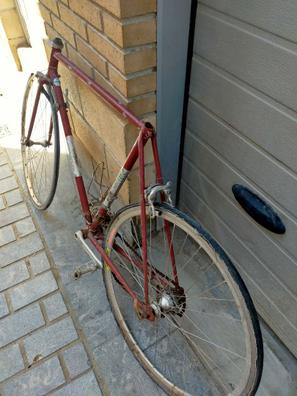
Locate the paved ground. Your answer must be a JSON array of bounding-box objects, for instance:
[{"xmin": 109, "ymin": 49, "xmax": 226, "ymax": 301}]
[
  {"xmin": 0, "ymin": 147, "xmax": 102, "ymax": 395},
  {"xmin": 1, "ymin": 71, "xmax": 297, "ymax": 396}
]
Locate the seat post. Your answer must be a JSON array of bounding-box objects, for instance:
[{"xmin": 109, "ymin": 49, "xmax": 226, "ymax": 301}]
[{"xmin": 48, "ymin": 37, "xmax": 64, "ymax": 73}]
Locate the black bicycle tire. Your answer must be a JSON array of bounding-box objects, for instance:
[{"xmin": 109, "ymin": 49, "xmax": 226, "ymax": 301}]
[
  {"xmin": 21, "ymin": 73, "xmax": 60, "ymax": 210},
  {"xmin": 103, "ymin": 203, "xmax": 263, "ymax": 396}
]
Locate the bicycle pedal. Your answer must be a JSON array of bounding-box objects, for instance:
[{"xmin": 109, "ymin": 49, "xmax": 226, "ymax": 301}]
[
  {"xmin": 74, "ymin": 230, "xmax": 103, "ymax": 276},
  {"xmin": 73, "ymin": 262, "xmax": 100, "ymax": 280}
]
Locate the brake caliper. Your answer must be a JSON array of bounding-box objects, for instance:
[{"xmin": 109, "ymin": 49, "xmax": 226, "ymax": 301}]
[{"xmin": 145, "ymin": 181, "xmax": 173, "ymax": 218}]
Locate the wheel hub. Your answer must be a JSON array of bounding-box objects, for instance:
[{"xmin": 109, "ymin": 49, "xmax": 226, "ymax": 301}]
[{"xmin": 154, "ymin": 286, "xmax": 186, "ymax": 318}]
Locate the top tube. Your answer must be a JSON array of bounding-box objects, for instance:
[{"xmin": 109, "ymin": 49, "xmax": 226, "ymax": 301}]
[{"xmin": 53, "ymin": 52, "xmax": 146, "ymax": 130}]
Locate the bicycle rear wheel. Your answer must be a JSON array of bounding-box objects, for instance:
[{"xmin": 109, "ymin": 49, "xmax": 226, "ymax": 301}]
[
  {"xmin": 104, "ymin": 203, "xmax": 263, "ymax": 396},
  {"xmin": 21, "ymin": 73, "xmax": 60, "ymax": 210}
]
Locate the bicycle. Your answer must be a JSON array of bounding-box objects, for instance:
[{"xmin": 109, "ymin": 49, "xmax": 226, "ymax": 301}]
[{"xmin": 21, "ymin": 37, "xmax": 263, "ymax": 396}]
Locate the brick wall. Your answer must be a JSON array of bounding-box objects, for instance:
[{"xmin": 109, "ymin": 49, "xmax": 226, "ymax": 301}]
[{"xmin": 39, "ymin": 0, "xmax": 157, "ymax": 203}]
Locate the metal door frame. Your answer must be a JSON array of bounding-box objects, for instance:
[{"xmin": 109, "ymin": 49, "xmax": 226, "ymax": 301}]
[{"xmin": 156, "ymin": 0, "xmax": 197, "ymax": 204}]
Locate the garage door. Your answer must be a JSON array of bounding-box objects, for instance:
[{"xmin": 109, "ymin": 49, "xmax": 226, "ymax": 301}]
[{"xmin": 179, "ymin": 0, "xmax": 297, "ymax": 357}]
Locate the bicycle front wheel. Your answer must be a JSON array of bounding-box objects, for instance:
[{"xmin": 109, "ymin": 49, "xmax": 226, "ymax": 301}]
[
  {"xmin": 21, "ymin": 73, "xmax": 60, "ymax": 210},
  {"xmin": 104, "ymin": 204, "xmax": 263, "ymax": 396}
]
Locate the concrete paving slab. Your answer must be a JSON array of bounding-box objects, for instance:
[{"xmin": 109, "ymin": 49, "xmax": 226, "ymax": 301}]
[
  {"xmin": 10, "ymin": 270, "xmax": 58, "ymax": 310},
  {"xmin": 5, "ymin": 188, "xmax": 23, "ymax": 206},
  {"xmin": 0, "ymin": 294, "xmax": 9, "ymax": 319},
  {"xmin": 24, "ymin": 317, "xmax": 78, "ymax": 364},
  {"xmin": 62, "ymin": 343, "xmax": 91, "ymax": 379},
  {"xmin": 0, "ymin": 344, "xmax": 24, "ymax": 382},
  {"xmin": 0, "ymin": 164, "xmax": 12, "ymax": 180},
  {"xmin": 52, "ymin": 371, "xmax": 101, "ymax": 396},
  {"xmin": 29, "ymin": 250, "xmax": 50, "ymax": 275},
  {"xmin": 0, "ymin": 260, "xmax": 30, "ymax": 292},
  {"xmin": 3, "ymin": 356, "xmax": 65, "ymax": 396},
  {"xmin": 0, "ymin": 304, "xmax": 44, "ymax": 348},
  {"xmin": 0, "ymin": 224, "xmax": 16, "ymax": 247},
  {"xmin": 0, "ymin": 232, "xmax": 43, "ymax": 268},
  {"xmin": 42, "ymin": 292, "xmax": 68, "ymax": 322}
]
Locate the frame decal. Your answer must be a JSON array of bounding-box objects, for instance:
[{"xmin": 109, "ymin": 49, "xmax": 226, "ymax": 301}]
[
  {"xmin": 103, "ymin": 167, "xmax": 129, "ymax": 208},
  {"xmin": 52, "ymin": 77, "xmax": 61, "ymax": 86},
  {"xmin": 66, "ymin": 136, "xmax": 80, "ymax": 177}
]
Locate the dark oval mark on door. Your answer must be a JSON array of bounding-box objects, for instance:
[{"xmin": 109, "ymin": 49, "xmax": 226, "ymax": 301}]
[{"xmin": 232, "ymin": 184, "xmax": 286, "ymax": 235}]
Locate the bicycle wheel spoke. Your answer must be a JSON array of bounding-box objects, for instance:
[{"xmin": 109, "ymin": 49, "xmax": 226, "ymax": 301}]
[
  {"xmin": 165, "ymin": 314, "xmax": 236, "ymax": 393},
  {"xmin": 26, "ymin": 146, "xmax": 44, "ymax": 164},
  {"xmin": 182, "ymin": 311, "xmax": 246, "ymax": 364},
  {"xmin": 36, "ymin": 150, "xmax": 47, "ymax": 197},
  {"xmin": 163, "ymin": 312, "xmax": 245, "ymax": 362},
  {"xmin": 176, "ymin": 233, "xmax": 189, "ymax": 258},
  {"xmin": 185, "ymin": 308, "xmax": 241, "ymax": 322},
  {"xmin": 195, "ymin": 280, "xmax": 227, "ymax": 299},
  {"xmin": 113, "ymin": 243, "xmax": 166, "ymax": 299},
  {"xmin": 116, "ymin": 234, "xmax": 144, "ymax": 294},
  {"xmin": 163, "ymin": 223, "xmax": 176, "ymax": 281},
  {"xmin": 124, "ymin": 220, "xmax": 159, "ymax": 297},
  {"xmin": 113, "ymin": 245, "xmax": 144, "ymax": 295},
  {"xmin": 179, "ymin": 245, "xmax": 203, "ymax": 273},
  {"xmin": 148, "ymin": 321, "xmax": 194, "ymax": 371}
]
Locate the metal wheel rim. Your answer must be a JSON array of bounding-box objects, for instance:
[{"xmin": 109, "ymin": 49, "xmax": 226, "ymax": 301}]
[
  {"xmin": 21, "ymin": 74, "xmax": 59, "ymax": 209},
  {"xmin": 104, "ymin": 205, "xmax": 259, "ymax": 396}
]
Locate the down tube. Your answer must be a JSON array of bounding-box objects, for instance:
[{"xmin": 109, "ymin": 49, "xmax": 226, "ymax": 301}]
[{"xmin": 51, "ymin": 78, "xmax": 92, "ymax": 223}]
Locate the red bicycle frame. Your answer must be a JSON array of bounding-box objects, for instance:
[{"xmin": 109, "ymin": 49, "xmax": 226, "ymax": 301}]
[{"xmin": 32, "ymin": 38, "xmax": 175, "ymax": 319}]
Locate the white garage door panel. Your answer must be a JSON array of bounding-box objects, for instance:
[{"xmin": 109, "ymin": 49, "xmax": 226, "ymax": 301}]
[
  {"xmin": 196, "ymin": 5, "xmax": 297, "ymax": 112},
  {"xmin": 187, "ymin": 99, "xmax": 297, "ymax": 225},
  {"xmin": 180, "ymin": 1, "xmax": 297, "ymax": 355},
  {"xmin": 201, "ymin": 0, "xmax": 297, "ymax": 43},
  {"xmin": 183, "ymin": 127, "xmax": 297, "ymax": 264},
  {"xmin": 190, "ymin": 58, "xmax": 297, "ymax": 172}
]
